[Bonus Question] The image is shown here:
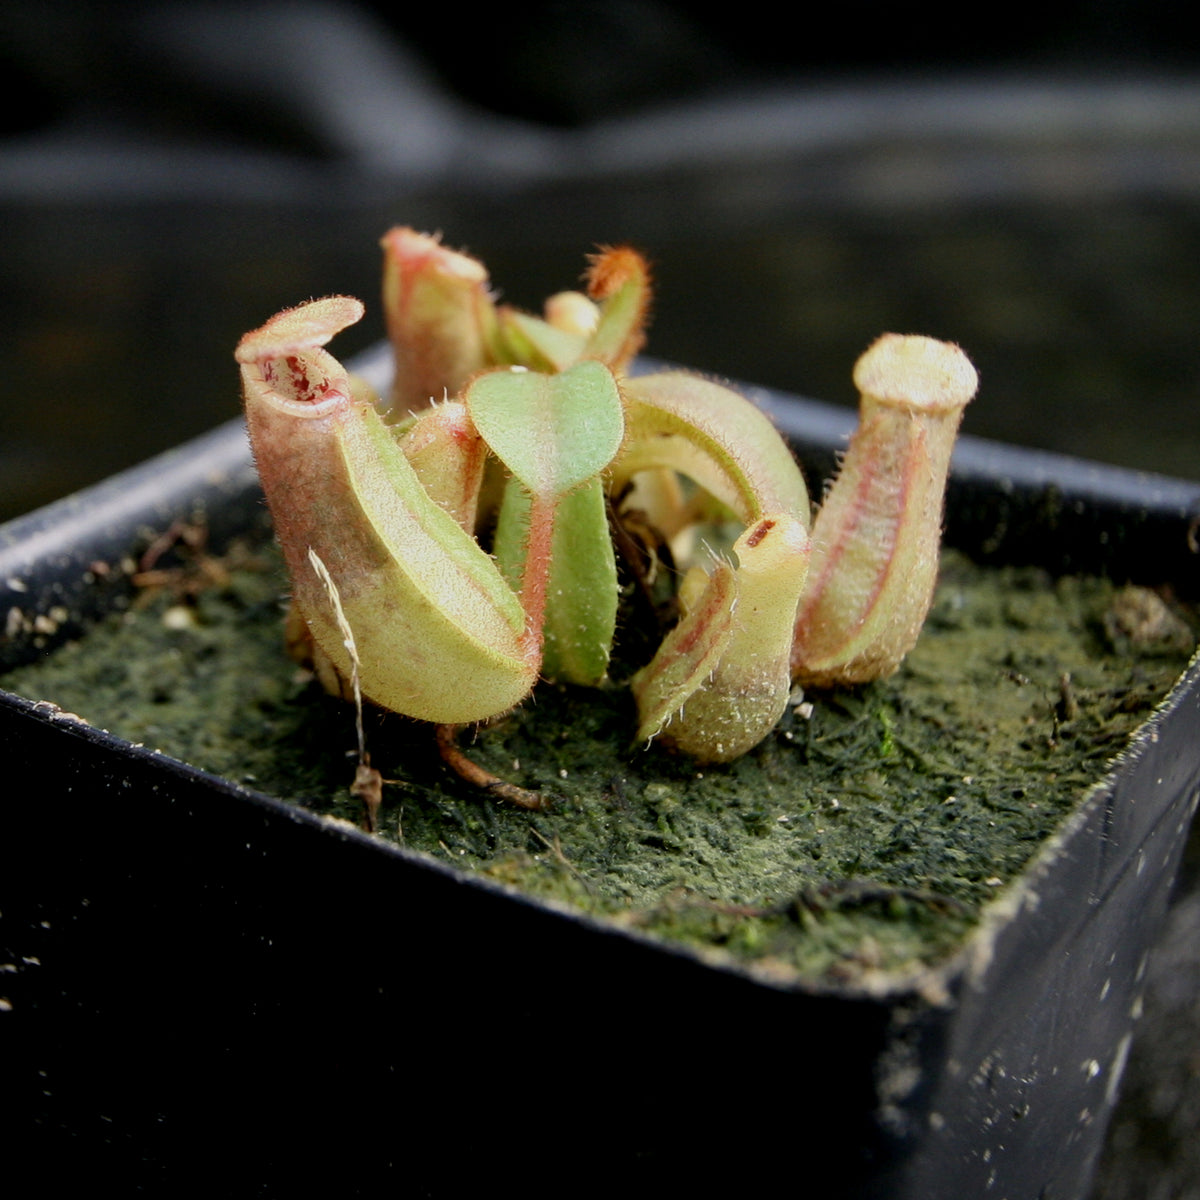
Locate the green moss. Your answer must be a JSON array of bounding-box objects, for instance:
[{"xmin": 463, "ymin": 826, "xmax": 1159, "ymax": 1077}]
[{"xmin": 4, "ymin": 546, "xmax": 1193, "ymax": 984}]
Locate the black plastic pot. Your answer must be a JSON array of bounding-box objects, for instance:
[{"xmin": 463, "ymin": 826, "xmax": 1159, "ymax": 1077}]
[{"xmin": 3, "ymin": 358, "xmax": 1200, "ymax": 1199}]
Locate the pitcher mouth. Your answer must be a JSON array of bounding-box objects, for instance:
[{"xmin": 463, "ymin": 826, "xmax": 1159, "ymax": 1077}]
[
  {"xmin": 241, "ymin": 353, "xmax": 351, "ymax": 422},
  {"xmin": 264, "ymin": 348, "xmax": 351, "ymax": 417},
  {"xmin": 235, "ymin": 294, "xmax": 366, "ymax": 421}
]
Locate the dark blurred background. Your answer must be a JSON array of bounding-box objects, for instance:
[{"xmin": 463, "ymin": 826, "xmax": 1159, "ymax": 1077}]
[
  {"xmin": 4, "ymin": 4, "xmax": 1200, "ymax": 1196},
  {"xmin": 4, "ymin": 1, "xmax": 1200, "ymax": 523}
]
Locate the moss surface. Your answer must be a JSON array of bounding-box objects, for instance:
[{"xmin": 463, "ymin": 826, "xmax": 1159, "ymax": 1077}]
[{"xmin": 4, "ymin": 543, "xmax": 1194, "ymax": 984}]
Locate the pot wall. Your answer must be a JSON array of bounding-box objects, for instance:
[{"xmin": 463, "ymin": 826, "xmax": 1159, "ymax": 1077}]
[{"xmin": 3, "ymin": 380, "xmax": 1200, "ymax": 1197}]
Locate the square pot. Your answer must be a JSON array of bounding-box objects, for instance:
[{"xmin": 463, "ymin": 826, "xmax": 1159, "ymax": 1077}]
[{"xmin": 3, "ymin": 355, "xmax": 1199, "ymax": 1199}]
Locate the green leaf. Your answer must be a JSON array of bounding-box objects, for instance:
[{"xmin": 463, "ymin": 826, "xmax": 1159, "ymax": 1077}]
[
  {"xmin": 542, "ymin": 479, "xmax": 618, "ymax": 683},
  {"xmin": 493, "ymin": 475, "xmax": 618, "ymax": 686},
  {"xmin": 496, "ymin": 309, "xmax": 587, "ymax": 372},
  {"xmin": 465, "ymin": 360, "xmax": 624, "ymax": 500}
]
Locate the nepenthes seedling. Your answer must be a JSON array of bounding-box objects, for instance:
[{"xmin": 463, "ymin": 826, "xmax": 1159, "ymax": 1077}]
[{"xmin": 237, "ymin": 229, "xmax": 976, "ymax": 809}]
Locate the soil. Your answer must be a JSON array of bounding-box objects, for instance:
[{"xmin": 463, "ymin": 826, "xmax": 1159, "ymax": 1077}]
[{"xmin": 3, "ymin": 537, "xmax": 1194, "ymax": 986}]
